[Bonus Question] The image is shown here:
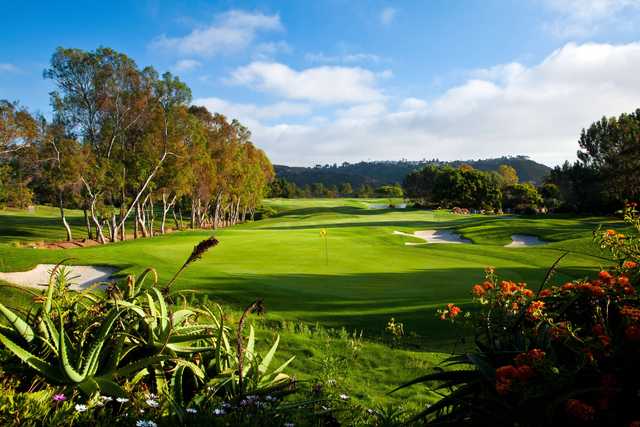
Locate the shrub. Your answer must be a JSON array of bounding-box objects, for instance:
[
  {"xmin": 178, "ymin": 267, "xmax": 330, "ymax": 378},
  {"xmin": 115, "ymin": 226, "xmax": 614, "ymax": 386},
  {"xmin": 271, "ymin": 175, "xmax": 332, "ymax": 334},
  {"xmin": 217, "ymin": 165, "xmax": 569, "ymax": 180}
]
[{"xmin": 398, "ymin": 205, "xmax": 640, "ymax": 426}]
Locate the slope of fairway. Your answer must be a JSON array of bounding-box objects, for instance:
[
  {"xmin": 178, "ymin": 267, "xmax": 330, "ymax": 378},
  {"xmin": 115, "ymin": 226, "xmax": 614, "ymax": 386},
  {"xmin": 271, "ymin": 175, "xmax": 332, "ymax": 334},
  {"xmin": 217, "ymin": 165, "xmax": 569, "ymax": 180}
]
[{"xmin": 0, "ymin": 199, "xmax": 618, "ymax": 351}]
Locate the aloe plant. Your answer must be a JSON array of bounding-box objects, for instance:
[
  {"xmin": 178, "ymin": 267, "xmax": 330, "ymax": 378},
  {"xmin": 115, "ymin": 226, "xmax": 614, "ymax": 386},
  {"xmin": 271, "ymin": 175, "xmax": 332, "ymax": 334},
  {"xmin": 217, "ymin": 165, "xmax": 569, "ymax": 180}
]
[{"xmin": 0, "ymin": 237, "xmax": 296, "ymax": 410}]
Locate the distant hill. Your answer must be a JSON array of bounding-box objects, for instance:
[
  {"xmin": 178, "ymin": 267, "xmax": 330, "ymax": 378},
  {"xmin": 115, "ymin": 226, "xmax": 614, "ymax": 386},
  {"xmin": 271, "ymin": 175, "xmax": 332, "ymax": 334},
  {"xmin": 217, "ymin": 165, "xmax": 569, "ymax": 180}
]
[{"xmin": 275, "ymin": 156, "xmax": 551, "ymax": 188}]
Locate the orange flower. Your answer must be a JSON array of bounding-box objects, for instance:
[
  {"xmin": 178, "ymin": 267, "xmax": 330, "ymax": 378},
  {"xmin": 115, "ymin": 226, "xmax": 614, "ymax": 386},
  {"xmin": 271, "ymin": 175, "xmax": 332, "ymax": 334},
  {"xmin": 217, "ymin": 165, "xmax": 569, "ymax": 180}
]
[
  {"xmin": 527, "ymin": 300, "xmax": 545, "ymax": 320},
  {"xmin": 515, "ymin": 365, "xmax": 535, "ymax": 381},
  {"xmin": 592, "ymin": 324, "xmax": 605, "ymax": 336},
  {"xmin": 495, "ymin": 379, "xmax": 511, "ymax": 395},
  {"xmin": 625, "ymin": 325, "xmax": 640, "ymax": 342},
  {"xmin": 606, "ymin": 229, "xmax": 616, "ymax": 236},
  {"xmin": 565, "ymin": 399, "xmax": 595, "ymax": 423},
  {"xmin": 621, "ymin": 306, "xmax": 640, "ymax": 321},
  {"xmin": 539, "ymin": 289, "xmax": 552, "ymax": 297},
  {"xmin": 598, "ymin": 334, "xmax": 611, "ymax": 347},
  {"xmin": 599, "ymin": 271, "xmax": 612, "ymax": 280},
  {"xmin": 618, "ymin": 275, "xmax": 630, "ymax": 286},
  {"xmin": 522, "ymin": 289, "xmax": 534, "ymax": 298},
  {"xmin": 624, "ymin": 260, "xmax": 638, "ymax": 269},
  {"xmin": 482, "ymin": 280, "xmax": 494, "ymax": 290},
  {"xmin": 562, "ymin": 282, "xmax": 576, "ymax": 291},
  {"xmin": 472, "ymin": 284, "xmax": 486, "ymax": 297}
]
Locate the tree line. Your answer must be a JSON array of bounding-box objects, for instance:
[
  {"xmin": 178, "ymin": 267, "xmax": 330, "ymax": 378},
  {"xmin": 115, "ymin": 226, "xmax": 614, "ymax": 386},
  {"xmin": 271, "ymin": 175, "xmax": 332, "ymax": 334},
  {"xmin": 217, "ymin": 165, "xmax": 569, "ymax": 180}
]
[
  {"xmin": 403, "ymin": 163, "xmax": 559, "ymax": 213},
  {"xmin": 0, "ymin": 47, "xmax": 274, "ymax": 243},
  {"xmin": 268, "ymin": 177, "xmax": 403, "ymax": 199},
  {"xmin": 546, "ymin": 108, "xmax": 640, "ymax": 213}
]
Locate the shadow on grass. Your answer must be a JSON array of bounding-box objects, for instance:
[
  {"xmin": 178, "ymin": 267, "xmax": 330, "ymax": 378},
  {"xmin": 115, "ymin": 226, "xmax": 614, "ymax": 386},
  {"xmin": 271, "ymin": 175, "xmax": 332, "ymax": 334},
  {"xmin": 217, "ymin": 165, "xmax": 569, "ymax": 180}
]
[{"xmin": 174, "ymin": 265, "xmax": 596, "ymax": 352}]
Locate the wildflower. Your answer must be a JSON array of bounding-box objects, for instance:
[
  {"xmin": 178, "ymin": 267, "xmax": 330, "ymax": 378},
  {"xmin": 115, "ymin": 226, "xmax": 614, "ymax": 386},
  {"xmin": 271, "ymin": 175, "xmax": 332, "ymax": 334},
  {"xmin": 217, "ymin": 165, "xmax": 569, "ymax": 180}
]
[
  {"xmin": 145, "ymin": 399, "xmax": 159, "ymax": 408},
  {"xmin": 526, "ymin": 300, "xmax": 545, "ymax": 320},
  {"xmin": 621, "ymin": 306, "xmax": 640, "ymax": 321},
  {"xmin": 75, "ymin": 404, "xmax": 88, "ymax": 413},
  {"xmin": 625, "ymin": 325, "xmax": 640, "ymax": 342},
  {"xmin": 186, "ymin": 408, "xmax": 197, "ymax": 414},
  {"xmin": 482, "ymin": 280, "xmax": 494, "ymax": 290},
  {"xmin": 539, "ymin": 289, "xmax": 552, "ymax": 297},
  {"xmin": 100, "ymin": 395, "xmax": 113, "ymax": 402},
  {"xmin": 592, "ymin": 324, "xmax": 605, "ymax": 336},
  {"xmin": 599, "ymin": 270, "xmax": 612, "ymax": 280},
  {"xmin": 52, "ymin": 394, "xmax": 66, "ymax": 402},
  {"xmin": 606, "ymin": 229, "xmax": 616, "ymax": 236},
  {"xmin": 471, "ymin": 284, "xmax": 485, "ymax": 297},
  {"xmin": 565, "ymin": 399, "xmax": 595, "ymax": 423},
  {"xmin": 136, "ymin": 421, "xmax": 158, "ymax": 427},
  {"xmin": 623, "ymin": 260, "xmax": 638, "ymax": 269},
  {"xmin": 213, "ymin": 408, "xmax": 226, "ymax": 416},
  {"xmin": 116, "ymin": 397, "xmax": 129, "ymax": 403},
  {"xmin": 447, "ymin": 303, "xmax": 461, "ymax": 317},
  {"xmin": 339, "ymin": 393, "xmax": 349, "ymax": 400}
]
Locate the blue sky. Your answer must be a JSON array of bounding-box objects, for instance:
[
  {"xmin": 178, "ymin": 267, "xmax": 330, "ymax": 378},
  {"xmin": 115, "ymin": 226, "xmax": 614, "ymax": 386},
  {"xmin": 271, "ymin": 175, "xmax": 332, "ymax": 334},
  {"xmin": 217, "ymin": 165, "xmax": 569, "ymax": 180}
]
[{"xmin": 2, "ymin": 0, "xmax": 640, "ymax": 166}]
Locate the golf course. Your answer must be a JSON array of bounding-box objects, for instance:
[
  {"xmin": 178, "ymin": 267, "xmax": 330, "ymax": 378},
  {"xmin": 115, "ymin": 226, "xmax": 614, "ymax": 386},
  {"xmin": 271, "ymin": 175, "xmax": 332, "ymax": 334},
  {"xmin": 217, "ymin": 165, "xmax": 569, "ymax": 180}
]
[{"xmin": 0, "ymin": 199, "xmax": 621, "ymax": 411}]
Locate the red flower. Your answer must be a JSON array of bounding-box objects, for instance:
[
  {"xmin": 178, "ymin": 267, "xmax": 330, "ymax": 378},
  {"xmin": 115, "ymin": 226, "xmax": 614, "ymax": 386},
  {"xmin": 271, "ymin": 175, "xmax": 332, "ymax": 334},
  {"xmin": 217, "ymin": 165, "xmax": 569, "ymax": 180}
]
[
  {"xmin": 527, "ymin": 300, "xmax": 545, "ymax": 320},
  {"xmin": 482, "ymin": 280, "xmax": 494, "ymax": 290},
  {"xmin": 591, "ymin": 324, "xmax": 605, "ymax": 336},
  {"xmin": 625, "ymin": 325, "xmax": 640, "ymax": 342},
  {"xmin": 472, "ymin": 284, "xmax": 485, "ymax": 297},
  {"xmin": 515, "ymin": 365, "xmax": 535, "ymax": 381},
  {"xmin": 539, "ymin": 289, "xmax": 552, "ymax": 297},
  {"xmin": 599, "ymin": 270, "xmax": 612, "ymax": 280},
  {"xmin": 623, "ymin": 260, "xmax": 638, "ymax": 269},
  {"xmin": 618, "ymin": 275, "xmax": 630, "ymax": 287},
  {"xmin": 565, "ymin": 399, "xmax": 595, "ymax": 423}
]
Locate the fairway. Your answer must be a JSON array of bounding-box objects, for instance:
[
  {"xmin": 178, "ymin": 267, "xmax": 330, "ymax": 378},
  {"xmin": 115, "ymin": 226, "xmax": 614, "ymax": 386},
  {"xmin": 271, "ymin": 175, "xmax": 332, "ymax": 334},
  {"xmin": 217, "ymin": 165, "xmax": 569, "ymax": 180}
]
[{"xmin": 0, "ymin": 199, "xmax": 617, "ymax": 351}]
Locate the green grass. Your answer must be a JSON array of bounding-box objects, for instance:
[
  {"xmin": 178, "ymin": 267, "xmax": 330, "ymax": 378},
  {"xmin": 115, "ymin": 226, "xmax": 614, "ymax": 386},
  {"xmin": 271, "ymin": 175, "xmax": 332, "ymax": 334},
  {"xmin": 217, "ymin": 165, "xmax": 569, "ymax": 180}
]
[{"xmin": 0, "ymin": 198, "xmax": 622, "ymax": 410}]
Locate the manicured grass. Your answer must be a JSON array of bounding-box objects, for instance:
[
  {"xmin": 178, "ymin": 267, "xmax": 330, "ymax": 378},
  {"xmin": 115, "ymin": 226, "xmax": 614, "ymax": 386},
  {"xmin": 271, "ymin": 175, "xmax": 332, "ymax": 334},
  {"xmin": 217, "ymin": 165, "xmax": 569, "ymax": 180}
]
[
  {"xmin": 0, "ymin": 199, "xmax": 621, "ymax": 409},
  {"xmin": 0, "ymin": 199, "xmax": 619, "ymax": 346}
]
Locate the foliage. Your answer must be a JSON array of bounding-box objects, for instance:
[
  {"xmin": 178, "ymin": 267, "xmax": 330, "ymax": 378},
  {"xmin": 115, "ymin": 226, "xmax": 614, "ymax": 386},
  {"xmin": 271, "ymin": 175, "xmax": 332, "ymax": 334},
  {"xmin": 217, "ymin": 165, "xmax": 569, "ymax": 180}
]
[
  {"xmin": 547, "ymin": 107, "xmax": 640, "ymax": 213},
  {"xmin": 0, "ymin": 238, "xmax": 296, "ymax": 423},
  {"xmin": 502, "ymin": 183, "xmax": 543, "ymax": 213},
  {"xmin": 397, "ymin": 206, "xmax": 640, "ymax": 426},
  {"xmin": 403, "ymin": 165, "xmax": 502, "ymax": 209}
]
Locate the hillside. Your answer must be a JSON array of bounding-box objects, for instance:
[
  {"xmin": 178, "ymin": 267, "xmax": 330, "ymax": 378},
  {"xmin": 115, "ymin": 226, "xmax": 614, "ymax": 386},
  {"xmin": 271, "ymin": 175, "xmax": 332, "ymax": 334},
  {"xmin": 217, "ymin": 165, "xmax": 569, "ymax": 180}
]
[{"xmin": 275, "ymin": 156, "xmax": 551, "ymax": 187}]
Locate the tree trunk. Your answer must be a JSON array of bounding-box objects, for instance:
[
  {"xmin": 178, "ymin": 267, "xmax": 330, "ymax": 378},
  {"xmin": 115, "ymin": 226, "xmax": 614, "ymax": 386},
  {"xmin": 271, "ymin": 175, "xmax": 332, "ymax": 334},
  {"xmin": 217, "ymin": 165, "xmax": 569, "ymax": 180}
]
[
  {"xmin": 83, "ymin": 207, "xmax": 93, "ymax": 239},
  {"xmin": 59, "ymin": 191, "xmax": 73, "ymax": 241},
  {"xmin": 148, "ymin": 196, "xmax": 155, "ymax": 237}
]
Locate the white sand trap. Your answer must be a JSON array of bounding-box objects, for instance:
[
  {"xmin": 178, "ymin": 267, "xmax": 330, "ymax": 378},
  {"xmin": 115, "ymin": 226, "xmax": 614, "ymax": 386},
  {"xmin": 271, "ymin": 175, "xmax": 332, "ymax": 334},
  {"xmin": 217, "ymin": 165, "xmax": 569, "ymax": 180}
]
[
  {"xmin": 505, "ymin": 234, "xmax": 546, "ymax": 247},
  {"xmin": 0, "ymin": 264, "xmax": 116, "ymax": 291},
  {"xmin": 368, "ymin": 203, "xmax": 407, "ymax": 209},
  {"xmin": 393, "ymin": 230, "xmax": 471, "ymax": 244}
]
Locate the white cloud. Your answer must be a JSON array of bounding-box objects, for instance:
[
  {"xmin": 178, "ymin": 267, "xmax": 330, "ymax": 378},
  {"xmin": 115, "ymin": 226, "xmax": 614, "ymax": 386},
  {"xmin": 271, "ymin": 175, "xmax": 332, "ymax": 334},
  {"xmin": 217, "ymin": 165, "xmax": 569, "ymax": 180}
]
[
  {"xmin": 0, "ymin": 63, "xmax": 18, "ymax": 72},
  {"xmin": 228, "ymin": 62, "xmax": 384, "ymax": 104},
  {"xmin": 253, "ymin": 41, "xmax": 292, "ymax": 60},
  {"xmin": 400, "ymin": 97, "xmax": 428, "ymax": 110},
  {"xmin": 305, "ymin": 52, "xmax": 383, "ymax": 64},
  {"xmin": 379, "ymin": 7, "xmax": 396, "ymax": 25},
  {"xmin": 242, "ymin": 41, "xmax": 640, "ymax": 167},
  {"xmin": 192, "ymin": 97, "xmax": 312, "ymax": 122},
  {"xmin": 172, "ymin": 59, "xmax": 202, "ymax": 72},
  {"xmin": 151, "ymin": 10, "xmax": 282, "ymax": 56},
  {"xmin": 542, "ymin": 0, "xmax": 640, "ymax": 37}
]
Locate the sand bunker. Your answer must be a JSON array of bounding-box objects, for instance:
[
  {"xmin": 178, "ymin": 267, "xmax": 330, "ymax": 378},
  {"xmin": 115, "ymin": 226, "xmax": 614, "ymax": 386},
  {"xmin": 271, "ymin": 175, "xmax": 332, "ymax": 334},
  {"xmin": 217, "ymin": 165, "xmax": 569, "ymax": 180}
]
[
  {"xmin": 393, "ymin": 230, "xmax": 471, "ymax": 245},
  {"xmin": 368, "ymin": 203, "xmax": 407, "ymax": 209},
  {"xmin": 505, "ymin": 234, "xmax": 546, "ymax": 247},
  {"xmin": 0, "ymin": 264, "xmax": 116, "ymax": 290}
]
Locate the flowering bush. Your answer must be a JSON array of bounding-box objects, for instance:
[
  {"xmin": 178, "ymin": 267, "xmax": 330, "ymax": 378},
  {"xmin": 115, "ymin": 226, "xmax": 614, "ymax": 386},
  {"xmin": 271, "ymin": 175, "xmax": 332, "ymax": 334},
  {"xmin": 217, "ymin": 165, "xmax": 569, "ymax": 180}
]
[{"xmin": 396, "ymin": 205, "xmax": 640, "ymax": 426}]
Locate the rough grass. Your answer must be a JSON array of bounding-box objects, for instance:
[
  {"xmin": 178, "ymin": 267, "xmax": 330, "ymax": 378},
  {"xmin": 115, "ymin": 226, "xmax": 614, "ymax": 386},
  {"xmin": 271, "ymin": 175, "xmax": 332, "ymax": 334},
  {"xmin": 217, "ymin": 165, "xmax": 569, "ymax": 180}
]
[{"xmin": 0, "ymin": 199, "xmax": 622, "ymax": 410}]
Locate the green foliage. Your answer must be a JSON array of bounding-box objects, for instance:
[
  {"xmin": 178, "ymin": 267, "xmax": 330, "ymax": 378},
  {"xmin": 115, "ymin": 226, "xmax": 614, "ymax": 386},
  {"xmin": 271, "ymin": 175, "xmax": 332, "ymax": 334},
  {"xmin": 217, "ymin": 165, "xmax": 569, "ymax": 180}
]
[
  {"xmin": 403, "ymin": 165, "xmax": 502, "ymax": 209},
  {"xmin": 399, "ymin": 212, "xmax": 640, "ymax": 425},
  {"xmin": 0, "ymin": 239, "xmax": 295, "ymax": 419}
]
